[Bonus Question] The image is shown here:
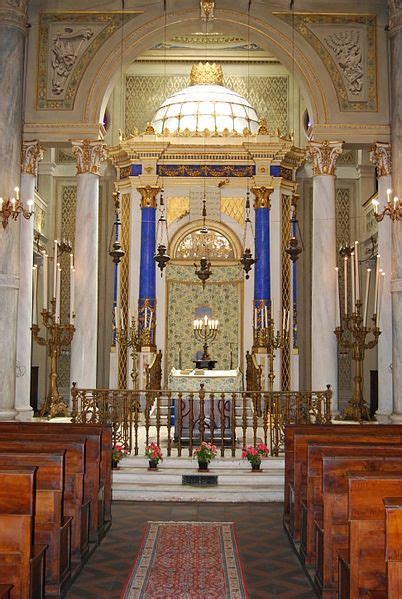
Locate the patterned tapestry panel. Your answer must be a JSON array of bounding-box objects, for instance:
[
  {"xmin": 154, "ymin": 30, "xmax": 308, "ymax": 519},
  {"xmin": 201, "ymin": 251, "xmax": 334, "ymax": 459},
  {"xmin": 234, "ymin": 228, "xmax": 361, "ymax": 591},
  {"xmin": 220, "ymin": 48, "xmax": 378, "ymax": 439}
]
[
  {"xmin": 335, "ymin": 187, "xmax": 352, "ymax": 401},
  {"xmin": 221, "ymin": 197, "xmax": 245, "ymax": 227},
  {"xmin": 166, "ymin": 264, "xmax": 243, "ymax": 374},
  {"xmin": 59, "ymin": 185, "xmax": 77, "ymax": 395},
  {"xmin": 118, "ymin": 193, "xmax": 130, "ymax": 389},
  {"xmin": 125, "ymin": 75, "xmax": 288, "ymax": 135},
  {"xmin": 281, "ymin": 194, "xmax": 291, "ymax": 390}
]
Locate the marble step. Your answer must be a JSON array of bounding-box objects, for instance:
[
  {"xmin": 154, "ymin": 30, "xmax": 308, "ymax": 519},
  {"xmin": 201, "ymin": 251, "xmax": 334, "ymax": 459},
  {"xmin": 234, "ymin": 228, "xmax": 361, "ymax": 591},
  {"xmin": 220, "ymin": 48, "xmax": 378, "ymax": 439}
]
[
  {"xmin": 112, "ymin": 483, "xmax": 284, "ymax": 502},
  {"xmin": 112, "ymin": 457, "xmax": 284, "ymax": 502}
]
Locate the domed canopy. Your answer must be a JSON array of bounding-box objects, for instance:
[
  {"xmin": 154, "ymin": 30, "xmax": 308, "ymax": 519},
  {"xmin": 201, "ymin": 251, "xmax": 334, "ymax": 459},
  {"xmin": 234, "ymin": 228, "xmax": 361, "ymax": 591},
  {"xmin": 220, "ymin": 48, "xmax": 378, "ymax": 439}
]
[{"xmin": 151, "ymin": 63, "xmax": 260, "ymax": 135}]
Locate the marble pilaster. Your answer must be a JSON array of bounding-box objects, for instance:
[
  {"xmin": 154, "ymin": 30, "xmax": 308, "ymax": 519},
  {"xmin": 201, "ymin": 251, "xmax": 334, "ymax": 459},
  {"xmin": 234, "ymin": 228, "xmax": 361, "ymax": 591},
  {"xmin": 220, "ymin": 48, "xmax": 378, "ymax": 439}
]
[
  {"xmin": 370, "ymin": 142, "xmax": 393, "ymax": 419},
  {"xmin": 388, "ymin": 3, "xmax": 402, "ymax": 421},
  {"xmin": 15, "ymin": 141, "xmax": 43, "ymax": 420},
  {"xmin": 308, "ymin": 140, "xmax": 343, "ymax": 409},
  {"xmin": 70, "ymin": 140, "xmax": 107, "ymax": 389},
  {"xmin": 0, "ymin": 0, "xmax": 27, "ymax": 420}
]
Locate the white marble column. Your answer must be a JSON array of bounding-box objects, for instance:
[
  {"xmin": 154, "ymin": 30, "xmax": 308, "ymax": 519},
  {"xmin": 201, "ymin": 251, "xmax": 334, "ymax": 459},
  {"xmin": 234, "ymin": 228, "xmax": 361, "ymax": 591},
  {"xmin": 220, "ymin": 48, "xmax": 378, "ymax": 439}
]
[
  {"xmin": 388, "ymin": 3, "xmax": 402, "ymax": 422},
  {"xmin": 370, "ymin": 142, "xmax": 393, "ymax": 419},
  {"xmin": 71, "ymin": 140, "xmax": 107, "ymax": 389},
  {"xmin": 15, "ymin": 141, "xmax": 43, "ymax": 420},
  {"xmin": 0, "ymin": 1, "xmax": 27, "ymax": 420},
  {"xmin": 308, "ymin": 141, "xmax": 343, "ymax": 409}
]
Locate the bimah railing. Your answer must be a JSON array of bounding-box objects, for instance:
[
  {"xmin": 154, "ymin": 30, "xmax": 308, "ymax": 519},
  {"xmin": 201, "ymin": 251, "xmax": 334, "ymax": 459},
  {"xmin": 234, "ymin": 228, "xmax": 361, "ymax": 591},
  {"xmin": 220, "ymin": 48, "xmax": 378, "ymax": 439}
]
[{"xmin": 71, "ymin": 385, "xmax": 332, "ymax": 457}]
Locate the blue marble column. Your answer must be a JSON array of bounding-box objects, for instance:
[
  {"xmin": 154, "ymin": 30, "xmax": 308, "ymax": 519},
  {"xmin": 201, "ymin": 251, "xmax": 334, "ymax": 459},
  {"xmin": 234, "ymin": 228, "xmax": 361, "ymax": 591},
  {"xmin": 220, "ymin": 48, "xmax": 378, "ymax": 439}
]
[
  {"xmin": 252, "ymin": 186, "xmax": 273, "ymax": 350},
  {"xmin": 0, "ymin": 1, "xmax": 28, "ymax": 419},
  {"xmin": 138, "ymin": 186, "xmax": 160, "ymax": 350}
]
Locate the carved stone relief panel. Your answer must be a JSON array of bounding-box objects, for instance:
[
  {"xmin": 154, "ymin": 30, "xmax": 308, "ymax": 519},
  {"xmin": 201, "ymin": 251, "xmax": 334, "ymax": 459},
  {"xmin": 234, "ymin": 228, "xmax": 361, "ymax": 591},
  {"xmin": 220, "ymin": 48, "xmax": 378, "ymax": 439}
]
[
  {"xmin": 37, "ymin": 11, "xmax": 141, "ymax": 110},
  {"xmin": 276, "ymin": 13, "xmax": 377, "ymax": 111}
]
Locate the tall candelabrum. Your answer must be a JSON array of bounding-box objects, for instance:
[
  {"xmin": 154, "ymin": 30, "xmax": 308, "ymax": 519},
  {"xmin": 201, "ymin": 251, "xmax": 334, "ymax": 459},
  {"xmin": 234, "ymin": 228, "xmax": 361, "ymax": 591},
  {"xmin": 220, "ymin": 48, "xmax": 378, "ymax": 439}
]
[
  {"xmin": 32, "ymin": 243, "xmax": 75, "ymax": 417},
  {"xmin": 193, "ymin": 315, "xmax": 219, "ymax": 360},
  {"xmin": 335, "ymin": 241, "xmax": 383, "ymax": 422},
  {"xmin": 114, "ymin": 311, "xmax": 140, "ymax": 389},
  {"xmin": 253, "ymin": 305, "xmax": 290, "ymax": 391}
]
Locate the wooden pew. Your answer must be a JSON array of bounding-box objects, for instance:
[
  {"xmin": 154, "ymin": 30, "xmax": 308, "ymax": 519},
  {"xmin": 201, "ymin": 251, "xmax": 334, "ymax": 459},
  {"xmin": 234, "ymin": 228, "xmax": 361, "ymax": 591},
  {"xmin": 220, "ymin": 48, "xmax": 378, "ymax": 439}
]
[
  {"xmin": 317, "ymin": 455, "xmax": 402, "ymax": 598},
  {"xmin": 302, "ymin": 442, "xmax": 402, "ymax": 565},
  {"xmin": 0, "ymin": 453, "xmax": 71, "ymax": 596},
  {"xmin": 0, "ymin": 467, "xmax": 47, "ymax": 599},
  {"xmin": 0, "ymin": 437, "xmax": 88, "ymax": 567},
  {"xmin": 383, "ymin": 497, "xmax": 402, "ymax": 599},
  {"xmin": 337, "ymin": 473, "xmax": 402, "ymax": 598},
  {"xmin": 0, "ymin": 423, "xmax": 112, "ymax": 542},
  {"xmin": 286, "ymin": 426, "xmax": 402, "ymax": 541},
  {"xmin": 284, "ymin": 424, "xmax": 402, "ymax": 522}
]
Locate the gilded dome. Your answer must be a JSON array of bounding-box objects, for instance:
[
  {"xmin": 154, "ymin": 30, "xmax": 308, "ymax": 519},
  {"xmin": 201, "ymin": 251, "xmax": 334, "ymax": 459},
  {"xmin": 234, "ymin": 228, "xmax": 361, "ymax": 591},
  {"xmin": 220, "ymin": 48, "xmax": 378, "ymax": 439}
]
[{"xmin": 151, "ymin": 63, "xmax": 260, "ymax": 135}]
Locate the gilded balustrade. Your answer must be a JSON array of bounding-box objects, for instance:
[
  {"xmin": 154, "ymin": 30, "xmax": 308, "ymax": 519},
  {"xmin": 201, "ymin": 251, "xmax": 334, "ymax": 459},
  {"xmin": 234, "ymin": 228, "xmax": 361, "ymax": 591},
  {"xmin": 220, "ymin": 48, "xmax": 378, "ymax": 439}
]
[{"xmin": 71, "ymin": 385, "xmax": 332, "ymax": 457}]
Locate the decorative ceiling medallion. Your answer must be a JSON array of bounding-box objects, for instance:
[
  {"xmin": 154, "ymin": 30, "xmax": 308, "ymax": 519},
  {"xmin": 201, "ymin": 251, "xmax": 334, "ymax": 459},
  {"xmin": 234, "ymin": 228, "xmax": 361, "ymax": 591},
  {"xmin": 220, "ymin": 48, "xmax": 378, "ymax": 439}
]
[
  {"xmin": 275, "ymin": 13, "xmax": 377, "ymax": 112},
  {"xmin": 37, "ymin": 11, "xmax": 141, "ymax": 110}
]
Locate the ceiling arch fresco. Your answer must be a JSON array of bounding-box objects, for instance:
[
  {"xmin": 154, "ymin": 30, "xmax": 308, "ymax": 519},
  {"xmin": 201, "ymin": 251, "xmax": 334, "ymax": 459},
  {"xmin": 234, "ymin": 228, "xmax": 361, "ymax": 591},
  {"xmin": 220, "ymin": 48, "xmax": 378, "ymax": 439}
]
[{"xmin": 24, "ymin": 3, "xmax": 390, "ymax": 143}]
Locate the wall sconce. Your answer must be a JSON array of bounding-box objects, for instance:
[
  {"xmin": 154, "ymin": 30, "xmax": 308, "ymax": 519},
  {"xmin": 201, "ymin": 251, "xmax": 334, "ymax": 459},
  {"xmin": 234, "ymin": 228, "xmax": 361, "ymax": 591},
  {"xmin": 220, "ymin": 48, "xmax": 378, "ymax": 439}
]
[
  {"xmin": 372, "ymin": 188, "xmax": 401, "ymax": 222},
  {"xmin": 0, "ymin": 187, "xmax": 34, "ymax": 229}
]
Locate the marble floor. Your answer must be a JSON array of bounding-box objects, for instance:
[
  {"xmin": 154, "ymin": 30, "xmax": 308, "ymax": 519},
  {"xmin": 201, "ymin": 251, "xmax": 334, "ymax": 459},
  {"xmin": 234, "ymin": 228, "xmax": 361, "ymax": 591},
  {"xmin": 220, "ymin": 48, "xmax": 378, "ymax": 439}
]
[{"xmin": 66, "ymin": 502, "xmax": 316, "ymax": 599}]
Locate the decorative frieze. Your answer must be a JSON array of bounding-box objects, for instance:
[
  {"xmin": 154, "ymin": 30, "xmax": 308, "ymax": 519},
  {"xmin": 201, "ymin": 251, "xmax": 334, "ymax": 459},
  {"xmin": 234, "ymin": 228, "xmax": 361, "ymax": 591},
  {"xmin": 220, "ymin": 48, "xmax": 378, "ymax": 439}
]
[
  {"xmin": 21, "ymin": 140, "xmax": 44, "ymax": 176},
  {"xmin": 51, "ymin": 28, "xmax": 94, "ymax": 96},
  {"xmin": 324, "ymin": 30, "xmax": 363, "ymax": 96},
  {"xmin": 71, "ymin": 139, "xmax": 107, "ymax": 175},
  {"xmin": 370, "ymin": 142, "xmax": 392, "ymax": 177},
  {"xmin": 308, "ymin": 140, "xmax": 343, "ymax": 176}
]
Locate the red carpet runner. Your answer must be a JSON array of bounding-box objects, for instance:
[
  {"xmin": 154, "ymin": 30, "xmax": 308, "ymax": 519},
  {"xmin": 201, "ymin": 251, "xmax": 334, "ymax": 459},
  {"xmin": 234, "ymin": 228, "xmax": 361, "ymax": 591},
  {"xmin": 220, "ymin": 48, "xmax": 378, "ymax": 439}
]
[{"xmin": 121, "ymin": 521, "xmax": 248, "ymax": 598}]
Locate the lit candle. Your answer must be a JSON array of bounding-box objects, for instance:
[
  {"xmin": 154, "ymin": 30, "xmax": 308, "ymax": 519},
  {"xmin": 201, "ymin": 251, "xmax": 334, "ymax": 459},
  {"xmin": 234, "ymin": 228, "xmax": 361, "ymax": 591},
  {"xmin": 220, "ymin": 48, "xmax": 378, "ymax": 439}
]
[
  {"xmin": 14, "ymin": 186, "xmax": 19, "ymax": 201},
  {"xmin": 354, "ymin": 241, "xmax": 360, "ymax": 302},
  {"xmin": 53, "ymin": 240, "xmax": 58, "ymax": 299},
  {"xmin": 42, "ymin": 252, "xmax": 48, "ymax": 311},
  {"xmin": 149, "ymin": 309, "xmax": 153, "ymax": 330},
  {"xmin": 387, "ymin": 188, "xmax": 392, "ymax": 205},
  {"xmin": 70, "ymin": 253, "xmax": 74, "ymax": 270},
  {"xmin": 377, "ymin": 272, "xmax": 385, "ymax": 328},
  {"xmin": 32, "ymin": 265, "xmax": 38, "ymax": 325},
  {"xmin": 264, "ymin": 306, "xmax": 268, "ymax": 329},
  {"xmin": 363, "ymin": 268, "xmax": 371, "ymax": 327},
  {"xmin": 374, "ymin": 255, "xmax": 380, "ymax": 315},
  {"xmin": 70, "ymin": 267, "xmax": 75, "ymax": 324},
  {"xmin": 335, "ymin": 268, "xmax": 340, "ymax": 327},
  {"xmin": 11, "ymin": 197, "xmax": 16, "ymax": 211},
  {"xmin": 371, "ymin": 198, "xmax": 379, "ymax": 215},
  {"xmin": 115, "ymin": 306, "xmax": 120, "ymax": 330},
  {"xmin": 0, "ymin": 197, "xmax": 3, "ymax": 211},
  {"xmin": 215, "ymin": 320, "xmax": 219, "ymax": 329},
  {"xmin": 394, "ymin": 196, "xmax": 399, "ymax": 210},
  {"xmin": 204, "ymin": 314, "xmax": 208, "ymax": 326},
  {"xmin": 55, "ymin": 265, "xmax": 61, "ymax": 324},
  {"xmin": 208, "ymin": 319, "xmax": 211, "ymax": 329},
  {"xmin": 27, "ymin": 199, "xmax": 34, "ymax": 213},
  {"xmin": 344, "ymin": 256, "xmax": 348, "ymax": 314},
  {"xmin": 351, "ymin": 252, "xmax": 355, "ymax": 310}
]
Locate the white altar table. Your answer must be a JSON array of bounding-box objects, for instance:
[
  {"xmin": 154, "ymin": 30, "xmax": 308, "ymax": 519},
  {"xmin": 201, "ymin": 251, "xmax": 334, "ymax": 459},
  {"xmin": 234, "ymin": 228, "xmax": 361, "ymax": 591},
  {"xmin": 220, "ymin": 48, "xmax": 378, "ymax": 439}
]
[{"xmin": 168, "ymin": 368, "xmax": 243, "ymax": 392}]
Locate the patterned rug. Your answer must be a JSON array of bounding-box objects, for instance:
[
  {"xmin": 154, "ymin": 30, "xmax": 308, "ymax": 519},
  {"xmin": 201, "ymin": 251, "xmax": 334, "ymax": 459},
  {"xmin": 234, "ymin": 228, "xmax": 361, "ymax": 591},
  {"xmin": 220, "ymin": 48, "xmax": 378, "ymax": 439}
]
[{"xmin": 121, "ymin": 521, "xmax": 248, "ymax": 599}]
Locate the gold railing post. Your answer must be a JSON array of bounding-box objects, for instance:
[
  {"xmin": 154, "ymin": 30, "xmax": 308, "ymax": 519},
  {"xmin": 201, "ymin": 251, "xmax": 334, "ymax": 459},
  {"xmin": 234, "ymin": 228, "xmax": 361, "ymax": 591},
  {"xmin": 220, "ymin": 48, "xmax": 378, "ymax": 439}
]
[
  {"xmin": 231, "ymin": 393, "xmax": 236, "ymax": 457},
  {"xmin": 167, "ymin": 392, "xmax": 172, "ymax": 457},
  {"xmin": 177, "ymin": 392, "xmax": 183, "ymax": 457},
  {"xmin": 71, "ymin": 382, "xmax": 78, "ymax": 422},
  {"xmin": 199, "ymin": 385, "xmax": 205, "ymax": 444},
  {"xmin": 189, "ymin": 393, "xmax": 194, "ymax": 457}
]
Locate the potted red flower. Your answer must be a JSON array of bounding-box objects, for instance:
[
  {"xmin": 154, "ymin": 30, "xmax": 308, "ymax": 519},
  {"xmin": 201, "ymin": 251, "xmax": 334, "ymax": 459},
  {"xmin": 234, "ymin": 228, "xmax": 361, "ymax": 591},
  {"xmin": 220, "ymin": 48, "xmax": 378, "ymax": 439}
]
[
  {"xmin": 193, "ymin": 441, "xmax": 217, "ymax": 471},
  {"xmin": 145, "ymin": 442, "xmax": 163, "ymax": 470},
  {"xmin": 112, "ymin": 443, "xmax": 129, "ymax": 469},
  {"xmin": 242, "ymin": 443, "xmax": 269, "ymax": 471}
]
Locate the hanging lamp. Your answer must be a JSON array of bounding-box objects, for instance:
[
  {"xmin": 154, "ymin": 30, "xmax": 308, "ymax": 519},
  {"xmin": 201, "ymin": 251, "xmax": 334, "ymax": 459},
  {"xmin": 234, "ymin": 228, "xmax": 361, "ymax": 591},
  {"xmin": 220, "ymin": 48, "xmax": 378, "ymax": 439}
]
[{"xmin": 154, "ymin": 189, "xmax": 170, "ymax": 274}]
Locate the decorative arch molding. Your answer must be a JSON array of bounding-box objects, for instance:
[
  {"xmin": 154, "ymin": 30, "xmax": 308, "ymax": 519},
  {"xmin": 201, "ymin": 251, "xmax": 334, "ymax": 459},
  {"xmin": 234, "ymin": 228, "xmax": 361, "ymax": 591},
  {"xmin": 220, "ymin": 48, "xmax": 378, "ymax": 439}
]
[{"xmin": 169, "ymin": 219, "xmax": 243, "ymax": 263}]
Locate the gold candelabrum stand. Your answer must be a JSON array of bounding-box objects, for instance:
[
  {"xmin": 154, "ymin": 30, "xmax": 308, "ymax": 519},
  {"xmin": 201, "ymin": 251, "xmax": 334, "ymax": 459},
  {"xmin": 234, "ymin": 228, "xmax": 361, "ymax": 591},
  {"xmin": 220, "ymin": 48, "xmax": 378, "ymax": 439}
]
[
  {"xmin": 335, "ymin": 299, "xmax": 381, "ymax": 422},
  {"xmin": 193, "ymin": 317, "xmax": 219, "ymax": 360},
  {"xmin": 255, "ymin": 318, "xmax": 289, "ymax": 392},
  {"xmin": 116, "ymin": 316, "xmax": 141, "ymax": 389},
  {"xmin": 31, "ymin": 298, "xmax": 75, "ymax": 418}
]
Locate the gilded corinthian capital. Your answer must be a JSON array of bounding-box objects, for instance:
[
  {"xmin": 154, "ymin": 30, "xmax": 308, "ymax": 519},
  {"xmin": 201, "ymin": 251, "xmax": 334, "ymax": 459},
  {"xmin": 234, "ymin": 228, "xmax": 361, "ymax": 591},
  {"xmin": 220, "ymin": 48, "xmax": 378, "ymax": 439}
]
[
  {"xmin": 137, "ymin": 186, "xmax": 160, "ymax": 209},
  {"xmin": 0, "ymin": 0, "xmax": 27, "ymax": 31},
  {"xmin": 71, "ymin": 139, "xmax": 107, "ymax": 175},
  {"xmin": 21, "ymin": 140, "xmax": 44, "ymax": 176},
  {"xmin": 370, "ymin": 142, "xmax": 392, "ymax": 177},
  {"xmin": 308, "ymin": 140, "xmax": 343, "ymax": 176},
  {"xmin": 251, "ymin": 186, "xmax": 273, "ymax": 209}
]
